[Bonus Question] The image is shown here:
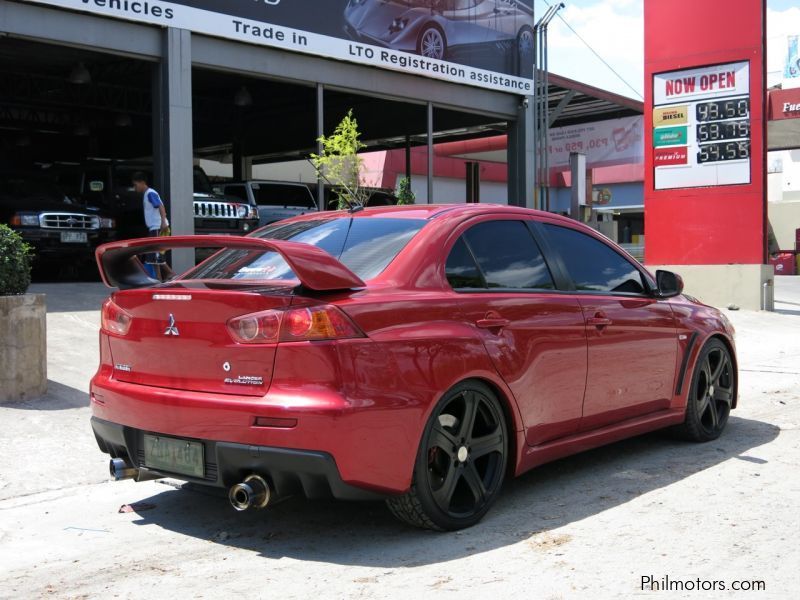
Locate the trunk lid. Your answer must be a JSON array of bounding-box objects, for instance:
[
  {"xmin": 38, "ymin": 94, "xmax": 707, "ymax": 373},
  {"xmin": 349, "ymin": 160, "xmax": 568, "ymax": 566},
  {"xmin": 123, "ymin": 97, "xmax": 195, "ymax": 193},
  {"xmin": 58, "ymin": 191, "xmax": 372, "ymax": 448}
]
[{"xmin": 107, "ymin": 285, "xmax": 292, "ymax": 396}]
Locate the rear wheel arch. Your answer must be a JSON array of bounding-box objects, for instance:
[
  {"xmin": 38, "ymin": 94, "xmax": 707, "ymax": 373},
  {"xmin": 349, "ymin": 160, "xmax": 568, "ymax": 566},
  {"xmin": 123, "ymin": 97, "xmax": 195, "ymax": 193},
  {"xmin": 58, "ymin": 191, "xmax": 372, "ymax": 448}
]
[{"xmin": 465, "ymin": 377, "xmax": 519, "ymax": 477}]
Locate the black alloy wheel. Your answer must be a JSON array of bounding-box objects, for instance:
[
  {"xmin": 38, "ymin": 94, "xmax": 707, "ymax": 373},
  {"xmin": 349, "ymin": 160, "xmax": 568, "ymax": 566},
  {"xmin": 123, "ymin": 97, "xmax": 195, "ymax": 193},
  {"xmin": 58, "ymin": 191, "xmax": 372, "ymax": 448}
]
[
  {"xmin": 387, "ymin": 381, "xmax": 508, "ymax": 530},
  {"xmin": 677, "ymin": 338, "xmax": 735, "ymax": 442}
]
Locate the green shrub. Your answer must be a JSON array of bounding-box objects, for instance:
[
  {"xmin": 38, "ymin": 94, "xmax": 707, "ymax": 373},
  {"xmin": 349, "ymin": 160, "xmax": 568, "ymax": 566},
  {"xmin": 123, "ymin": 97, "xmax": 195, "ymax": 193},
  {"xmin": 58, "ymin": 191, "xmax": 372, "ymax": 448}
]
[
  {"xmin": 396, "ymin": 177, "xmax": 416, "ymax": 205},
  {"xmin": 0, "ymin": 224, "xmax": 33, "ymax": 295}
]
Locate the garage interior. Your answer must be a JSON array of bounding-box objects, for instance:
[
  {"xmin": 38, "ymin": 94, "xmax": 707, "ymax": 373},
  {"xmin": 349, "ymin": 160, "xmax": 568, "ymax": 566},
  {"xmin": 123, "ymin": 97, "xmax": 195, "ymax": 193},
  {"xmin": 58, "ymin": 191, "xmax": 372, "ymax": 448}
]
[{"xmin": 0, "ymin": 35, "xmax": 513, "ymax": 201}]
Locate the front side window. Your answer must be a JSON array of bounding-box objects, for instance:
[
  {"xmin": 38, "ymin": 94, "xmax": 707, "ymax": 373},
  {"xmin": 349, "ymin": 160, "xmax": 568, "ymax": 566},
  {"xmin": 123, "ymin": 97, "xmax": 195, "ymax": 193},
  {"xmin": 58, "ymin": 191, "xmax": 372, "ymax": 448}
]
[
  {"xmin": 446, "ymin": 220, "xmax": 554, "ymax": 290},
  {"xmin": 186, "ymin": 217, "xmax": 425, "ymax": 282},
  {"xmin": 541, "ymin": 223, "xmax": 647, "ymax": 294}
]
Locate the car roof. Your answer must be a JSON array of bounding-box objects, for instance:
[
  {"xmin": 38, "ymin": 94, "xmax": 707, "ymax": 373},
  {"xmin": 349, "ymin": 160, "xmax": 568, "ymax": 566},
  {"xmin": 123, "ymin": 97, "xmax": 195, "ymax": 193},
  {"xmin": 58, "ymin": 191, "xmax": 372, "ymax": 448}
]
[
  {"xmin": 226, "ymin": 180, "xmax": 310, "ymax": 186},
  {"xmin": 284, "ymin": 203, "xmax": 577, "ymax": 224}
]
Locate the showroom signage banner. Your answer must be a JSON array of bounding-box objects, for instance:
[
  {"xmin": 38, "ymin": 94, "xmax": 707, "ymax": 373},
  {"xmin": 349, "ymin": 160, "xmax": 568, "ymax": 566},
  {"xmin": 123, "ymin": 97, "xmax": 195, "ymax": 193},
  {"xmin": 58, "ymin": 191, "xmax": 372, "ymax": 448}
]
[
  {"xmin": 548, "ymin": 115, "xmax": 644, "ymax": 170},
  {"xmin": 768, "ymin": 88, "xmax": 800, "ymax": 121},
  {"xmin": 25, "ymin": 0, "xmax": 534, "ymax": 94},
  {"xmin": 652, "ymin": 61, "xmax": 751, "ymax": 190}
]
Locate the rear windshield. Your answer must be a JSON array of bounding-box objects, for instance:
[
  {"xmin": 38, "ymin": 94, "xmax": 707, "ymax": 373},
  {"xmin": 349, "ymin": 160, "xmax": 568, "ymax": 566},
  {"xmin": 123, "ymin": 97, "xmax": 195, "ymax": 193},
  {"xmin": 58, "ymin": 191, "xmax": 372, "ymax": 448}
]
[{"xmin": 185, "ymin": 217, "xmax": 425, "ymax": 282}]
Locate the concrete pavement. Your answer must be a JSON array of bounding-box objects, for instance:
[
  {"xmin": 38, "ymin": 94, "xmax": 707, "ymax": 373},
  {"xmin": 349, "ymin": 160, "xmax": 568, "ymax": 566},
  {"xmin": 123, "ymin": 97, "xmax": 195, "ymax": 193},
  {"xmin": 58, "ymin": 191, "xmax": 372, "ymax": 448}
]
[{"xmin": 0, "ymin": 279, "xmax": 798, "ymax": 598}]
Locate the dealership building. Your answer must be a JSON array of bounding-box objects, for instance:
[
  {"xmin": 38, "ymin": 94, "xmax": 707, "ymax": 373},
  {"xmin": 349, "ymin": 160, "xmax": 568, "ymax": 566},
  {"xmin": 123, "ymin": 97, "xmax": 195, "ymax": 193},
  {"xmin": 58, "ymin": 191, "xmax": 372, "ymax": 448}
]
[
  {"xmin": 0, "ymin": 0, "xmax": 656, "ymax": 270},
  {"xmin": 0, "ymin": 0, "xmax": 544, "ymax": 272}
]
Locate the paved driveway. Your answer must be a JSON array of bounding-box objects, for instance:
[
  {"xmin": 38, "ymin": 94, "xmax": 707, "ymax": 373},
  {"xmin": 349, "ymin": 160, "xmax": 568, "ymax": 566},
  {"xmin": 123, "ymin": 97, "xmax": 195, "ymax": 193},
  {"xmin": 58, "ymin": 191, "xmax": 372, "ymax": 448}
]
[{"xmin": 0, "ymin": 280, "xmax": 798, "ymax": 598}]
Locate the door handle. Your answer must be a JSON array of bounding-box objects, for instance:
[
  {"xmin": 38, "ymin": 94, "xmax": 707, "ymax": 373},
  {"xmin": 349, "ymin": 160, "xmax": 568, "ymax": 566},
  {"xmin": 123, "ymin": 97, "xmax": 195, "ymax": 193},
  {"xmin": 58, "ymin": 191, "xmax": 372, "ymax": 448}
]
[
  {"xmin": 476, "ymin": 318, "xmax": 510, "ymax": 329},
  {"xmin": 587, "ymin": 313, "xmax": 612, "ymax": 328}
]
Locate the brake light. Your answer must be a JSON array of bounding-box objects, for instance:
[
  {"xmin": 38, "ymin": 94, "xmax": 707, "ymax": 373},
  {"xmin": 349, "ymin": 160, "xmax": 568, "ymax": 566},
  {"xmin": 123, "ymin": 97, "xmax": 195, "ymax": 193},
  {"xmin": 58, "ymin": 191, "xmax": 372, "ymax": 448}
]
[
  {"xmin": 101, "ymin": 298, "xmax": 132, "ymax": 336},
  {"xmin": 226, "ymin": 305, "xmax": 363, "ymax": 344},
  {"xmin": 227, "ymin": 309, "xmax": 282, "ymax": 343}
]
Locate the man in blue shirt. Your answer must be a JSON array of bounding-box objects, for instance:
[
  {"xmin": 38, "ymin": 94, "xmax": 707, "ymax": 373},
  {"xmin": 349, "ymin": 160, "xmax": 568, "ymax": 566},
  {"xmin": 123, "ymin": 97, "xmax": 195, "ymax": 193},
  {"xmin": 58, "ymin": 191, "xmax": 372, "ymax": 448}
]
[{"xmin": 132, "ymin": 172, "xmax": 174, "ymax": 281}]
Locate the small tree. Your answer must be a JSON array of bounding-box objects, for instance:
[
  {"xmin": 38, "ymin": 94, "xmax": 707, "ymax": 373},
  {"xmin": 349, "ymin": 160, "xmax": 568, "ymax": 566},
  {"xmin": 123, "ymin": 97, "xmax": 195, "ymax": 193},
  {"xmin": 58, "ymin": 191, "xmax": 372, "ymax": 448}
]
[
  {"xmin": 311, "ymin": 109, "xmax": 369, "ymax": 210},
  {"xmin": 395, "ymin": 177, "xmax": 416, "ymax": 205},
  {"xmin": 0, "ymin": 224, "xmax": 33, "ymax": 296}
]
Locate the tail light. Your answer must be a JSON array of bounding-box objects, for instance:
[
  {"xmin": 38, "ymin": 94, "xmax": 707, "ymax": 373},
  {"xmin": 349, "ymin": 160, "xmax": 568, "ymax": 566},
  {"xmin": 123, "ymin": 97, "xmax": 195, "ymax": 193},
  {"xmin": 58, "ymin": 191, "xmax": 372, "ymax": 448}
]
[
  {"xmin": 227, "ymin": 305, "xmax": 363, "ymax": 344},
  {"xmin": 101, "ymin": 298, "xmax": 132, "ymax": 336}
]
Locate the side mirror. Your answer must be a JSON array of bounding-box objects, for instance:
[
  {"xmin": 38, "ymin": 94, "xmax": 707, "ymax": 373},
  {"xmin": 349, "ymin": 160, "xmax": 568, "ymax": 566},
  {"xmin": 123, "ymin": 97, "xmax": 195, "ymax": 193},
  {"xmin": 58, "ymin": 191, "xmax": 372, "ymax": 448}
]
[{"xmin": 655, "ymin": 270, "xmax": 684, "ymax": 298}]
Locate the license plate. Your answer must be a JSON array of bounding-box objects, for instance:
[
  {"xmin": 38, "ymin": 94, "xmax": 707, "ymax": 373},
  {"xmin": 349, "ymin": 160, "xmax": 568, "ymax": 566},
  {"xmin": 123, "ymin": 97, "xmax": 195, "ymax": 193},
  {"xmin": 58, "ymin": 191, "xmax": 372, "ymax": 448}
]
[
  {"xmin": 60, "ymin": 231, "xmax": 87, "ymax": 243},
  {"xmin": 143, "ymin": 434, "xmax": 204, "ymax": 478}
]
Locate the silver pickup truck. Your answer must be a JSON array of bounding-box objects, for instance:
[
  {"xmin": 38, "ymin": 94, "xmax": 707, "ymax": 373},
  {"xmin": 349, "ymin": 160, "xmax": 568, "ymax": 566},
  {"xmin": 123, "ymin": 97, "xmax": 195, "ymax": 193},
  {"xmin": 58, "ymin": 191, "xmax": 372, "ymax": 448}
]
[{"xmin": 216, "ymin": 180, "xmax": 319, "ymax": 227}]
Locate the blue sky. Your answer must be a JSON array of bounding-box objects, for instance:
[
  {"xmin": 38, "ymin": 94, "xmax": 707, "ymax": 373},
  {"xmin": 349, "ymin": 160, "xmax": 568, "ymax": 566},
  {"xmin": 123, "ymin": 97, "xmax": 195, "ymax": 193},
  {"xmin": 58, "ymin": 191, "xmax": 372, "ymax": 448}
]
[{"xmin": 538, "ymin": 0, "xmax": 800, "ymax": 100}]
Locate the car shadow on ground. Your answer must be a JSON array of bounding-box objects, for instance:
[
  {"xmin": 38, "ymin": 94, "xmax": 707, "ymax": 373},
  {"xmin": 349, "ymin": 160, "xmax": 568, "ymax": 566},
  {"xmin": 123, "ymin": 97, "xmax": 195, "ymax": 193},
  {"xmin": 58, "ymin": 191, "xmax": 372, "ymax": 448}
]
[
  {"xmin": 5, "ymin": 380, "xmax": 88, "ymax": 411},
  {"xmin": 123, "ymin": 415, "xmax": 778, "ymax": 567}
]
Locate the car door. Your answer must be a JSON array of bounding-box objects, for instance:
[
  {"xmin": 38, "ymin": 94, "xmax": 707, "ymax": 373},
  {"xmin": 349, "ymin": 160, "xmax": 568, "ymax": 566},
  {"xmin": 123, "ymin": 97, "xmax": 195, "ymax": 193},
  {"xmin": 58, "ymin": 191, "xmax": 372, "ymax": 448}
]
[
  {"xmin": 444, "ymin": 218, "xmax": 588, "ymax": 446},
  {"xmin": 537, "ymin": 222, "xmax": 679, "ymax": 431}
]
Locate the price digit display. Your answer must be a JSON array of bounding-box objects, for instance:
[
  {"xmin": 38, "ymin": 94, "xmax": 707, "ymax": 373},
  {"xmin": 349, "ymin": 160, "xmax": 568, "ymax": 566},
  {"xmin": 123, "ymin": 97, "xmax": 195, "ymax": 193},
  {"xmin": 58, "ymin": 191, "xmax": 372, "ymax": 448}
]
[
  {"xmin": 695, "ymin": 98, "xmax": 750, "ymax": 122},
  {"xmin": 696, "ymin": 119, "xmax": 750, "ymax": 142},
  {"xmin": 696, "ymin": 140, "xmax": 750, "ymax": 164}
]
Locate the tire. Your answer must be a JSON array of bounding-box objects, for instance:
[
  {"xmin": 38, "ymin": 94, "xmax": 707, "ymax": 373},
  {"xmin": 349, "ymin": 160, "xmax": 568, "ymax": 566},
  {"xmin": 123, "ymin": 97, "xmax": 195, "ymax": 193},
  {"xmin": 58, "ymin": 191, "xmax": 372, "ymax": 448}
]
[
  {"xmin": 386, "ymin": 380, "xmax": 508, "ymax": 530},
  {"xmin": 674, "ymin": 338, "xmax": 735, "ymax": 442},
  {"xmin": 417, "ymin": 25, "xmax": 447, "ymax": 60}
]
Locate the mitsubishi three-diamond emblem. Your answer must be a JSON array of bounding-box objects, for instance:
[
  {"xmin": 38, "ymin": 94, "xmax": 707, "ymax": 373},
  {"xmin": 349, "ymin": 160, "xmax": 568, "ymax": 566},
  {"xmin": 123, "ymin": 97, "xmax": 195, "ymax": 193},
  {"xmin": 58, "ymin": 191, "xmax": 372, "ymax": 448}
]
[{"xmin": 164, "ymin": 314, "xmax": 179, "ymax": 336}]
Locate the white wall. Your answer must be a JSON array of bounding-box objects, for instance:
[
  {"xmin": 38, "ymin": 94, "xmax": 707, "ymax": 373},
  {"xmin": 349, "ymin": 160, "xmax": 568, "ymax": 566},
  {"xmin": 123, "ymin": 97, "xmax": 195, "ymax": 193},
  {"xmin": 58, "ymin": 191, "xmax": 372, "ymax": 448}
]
[{"xmin": 410, "ymin": 177, "xmax": 509, "ymax": 205}]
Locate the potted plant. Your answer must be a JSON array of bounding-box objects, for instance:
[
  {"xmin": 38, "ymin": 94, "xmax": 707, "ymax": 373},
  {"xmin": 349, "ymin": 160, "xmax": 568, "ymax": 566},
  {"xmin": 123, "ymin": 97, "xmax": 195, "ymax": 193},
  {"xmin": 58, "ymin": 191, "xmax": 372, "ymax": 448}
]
[
  {"xmin": 0, "ymin": 224, "xmax": 46, "ymax": 403},
  {"xmin": 396, "ymin": 177, "xmax": 416, "ymax": 205}
]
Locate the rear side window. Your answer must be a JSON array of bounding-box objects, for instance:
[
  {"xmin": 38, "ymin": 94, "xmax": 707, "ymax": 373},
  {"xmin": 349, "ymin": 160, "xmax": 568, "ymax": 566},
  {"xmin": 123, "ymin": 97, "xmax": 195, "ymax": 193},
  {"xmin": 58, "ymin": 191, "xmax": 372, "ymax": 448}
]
[
  {"xmin": 541, "ymin": 224, "xmax": 647, "ymax": 294},
  {"xmin": 447, "ymin": 220, "xmax": 554, "ymax": 290},
  {"xmin": 186, "ymin": 217, "xmax": 425, "ymax": 282},
  {"xmin": 445, "ymin": 238, "xmax": 485, "ymax": 289}
]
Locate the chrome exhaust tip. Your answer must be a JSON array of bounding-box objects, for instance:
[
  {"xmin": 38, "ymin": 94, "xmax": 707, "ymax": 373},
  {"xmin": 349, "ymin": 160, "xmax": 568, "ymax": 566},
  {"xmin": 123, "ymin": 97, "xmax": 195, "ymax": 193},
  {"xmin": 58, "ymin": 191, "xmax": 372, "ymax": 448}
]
[
  {"xmin": 229, "ymin": 474, "xmax": 271, "ymax": 511},
  {"xmin": 110, "ymin": 458, "xmax": 139, "ymax": 481}
]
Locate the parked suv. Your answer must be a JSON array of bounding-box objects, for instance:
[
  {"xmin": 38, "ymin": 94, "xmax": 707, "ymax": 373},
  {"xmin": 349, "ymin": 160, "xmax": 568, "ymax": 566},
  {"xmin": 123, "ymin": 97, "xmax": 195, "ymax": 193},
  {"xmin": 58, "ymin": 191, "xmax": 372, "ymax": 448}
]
[
  {"xmin": 216, "ymin": 180, "xmax": 318, "ymax": 227},
  {"xmin": 0, "ymin": 174, "xmax": 117, "ymax": 264},
  {"xmin": 74, "ymin": 162, "xmax": 259, "ymax": 239}
]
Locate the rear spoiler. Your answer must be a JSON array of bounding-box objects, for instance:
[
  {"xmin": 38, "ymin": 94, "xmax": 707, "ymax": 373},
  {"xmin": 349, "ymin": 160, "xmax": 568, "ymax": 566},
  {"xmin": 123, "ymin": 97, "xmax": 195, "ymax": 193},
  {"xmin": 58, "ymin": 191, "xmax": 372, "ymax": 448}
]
[{"xmin": 95, "ymin": 235, "xmax": 366, "ymax": 291}]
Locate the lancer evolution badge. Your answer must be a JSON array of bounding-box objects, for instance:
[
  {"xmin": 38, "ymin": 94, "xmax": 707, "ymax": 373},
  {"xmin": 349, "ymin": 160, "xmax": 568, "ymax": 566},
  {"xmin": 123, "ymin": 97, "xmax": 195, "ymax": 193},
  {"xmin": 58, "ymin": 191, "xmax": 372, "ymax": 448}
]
[{"xmin": 164, "ymin": 314, "xmax": 179, "ymax": 336}]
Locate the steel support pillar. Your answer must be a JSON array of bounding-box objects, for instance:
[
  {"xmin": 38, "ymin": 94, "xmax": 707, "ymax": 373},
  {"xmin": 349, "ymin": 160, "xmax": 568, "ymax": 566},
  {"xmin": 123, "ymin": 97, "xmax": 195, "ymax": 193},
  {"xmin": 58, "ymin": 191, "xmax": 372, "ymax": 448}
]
[
  {"xmin": 427, "ymin": 102, "xmax": 433, "ymax": 204},
  {"xmin": 507, "ymin": 98, "xmax": 535, "ymax": 208},
  {"xmin": 155, "ymin": 27, "xmax": 194, "ymax": 273},
  {"xmin": 316, "ymin": 83, "xmax": 325, "ymax": 211}
]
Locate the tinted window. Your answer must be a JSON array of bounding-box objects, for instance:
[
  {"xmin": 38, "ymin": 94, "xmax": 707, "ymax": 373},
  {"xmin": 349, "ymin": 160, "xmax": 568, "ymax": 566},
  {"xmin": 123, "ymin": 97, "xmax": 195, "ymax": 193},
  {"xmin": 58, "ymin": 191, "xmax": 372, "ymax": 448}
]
[
  {"xmin": 542, "ymin": 224, "xmax": 646, "ymax": 294},
  {"xmin": 461, "ymin": 220, "xmax": 554, "ymax": 290},
  {"xmin": 446, "ymin": 237, "xmax": 485, "ymax": 289},
  {"xmin": 192, "ymin": 168, "xmax": 214, "ymax": 195},
  {"xmin": 187, "ymin": 217, "xmax": 425, "ymax": 282},
  {"xmin": 253, "ymin": 183, "xmax": 315, "ymax": 208},
  {"xmin": 223, "ymin": 185, "xmax": 248, "ymax": 202}
]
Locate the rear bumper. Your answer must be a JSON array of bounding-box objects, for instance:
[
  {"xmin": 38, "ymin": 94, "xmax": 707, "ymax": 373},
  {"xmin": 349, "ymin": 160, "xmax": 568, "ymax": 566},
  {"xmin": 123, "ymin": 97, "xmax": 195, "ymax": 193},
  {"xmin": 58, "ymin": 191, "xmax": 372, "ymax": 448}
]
[{"xmin": 91, "ymin": 416, "xmax": 384, "ymax": 501}]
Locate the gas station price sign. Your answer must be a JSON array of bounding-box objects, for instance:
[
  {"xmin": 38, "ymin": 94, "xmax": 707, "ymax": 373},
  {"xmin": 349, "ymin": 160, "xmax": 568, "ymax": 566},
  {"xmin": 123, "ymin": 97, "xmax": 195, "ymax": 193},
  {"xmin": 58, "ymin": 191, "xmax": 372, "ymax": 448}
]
[{"xmin": 652, "ymin": 61, "xmax": 751, "ymax": 189}]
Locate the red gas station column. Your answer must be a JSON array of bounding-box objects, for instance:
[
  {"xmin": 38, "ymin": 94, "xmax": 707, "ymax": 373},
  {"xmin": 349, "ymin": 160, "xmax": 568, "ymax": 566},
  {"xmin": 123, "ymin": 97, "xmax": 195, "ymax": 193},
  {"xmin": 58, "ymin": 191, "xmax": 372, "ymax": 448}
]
[{"xmin": 644, "ymin": 0, "xmax": 771, "ymax": 309}]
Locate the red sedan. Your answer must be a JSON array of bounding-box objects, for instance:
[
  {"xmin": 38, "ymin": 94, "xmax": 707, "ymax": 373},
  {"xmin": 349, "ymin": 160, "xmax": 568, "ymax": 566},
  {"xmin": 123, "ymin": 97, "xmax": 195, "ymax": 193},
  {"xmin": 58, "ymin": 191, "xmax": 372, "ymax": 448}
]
[{"xmin": 91, "ymin": 205, "xmax": 737, "ymax": 530}]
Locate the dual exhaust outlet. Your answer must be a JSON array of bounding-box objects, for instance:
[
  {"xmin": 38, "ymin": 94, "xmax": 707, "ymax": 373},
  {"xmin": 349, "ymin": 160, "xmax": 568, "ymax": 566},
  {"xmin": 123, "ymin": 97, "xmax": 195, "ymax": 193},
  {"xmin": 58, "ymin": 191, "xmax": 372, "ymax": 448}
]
[{"xmin": 109, "ymin": 458, "xmax": 272, "ymax": 511}]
